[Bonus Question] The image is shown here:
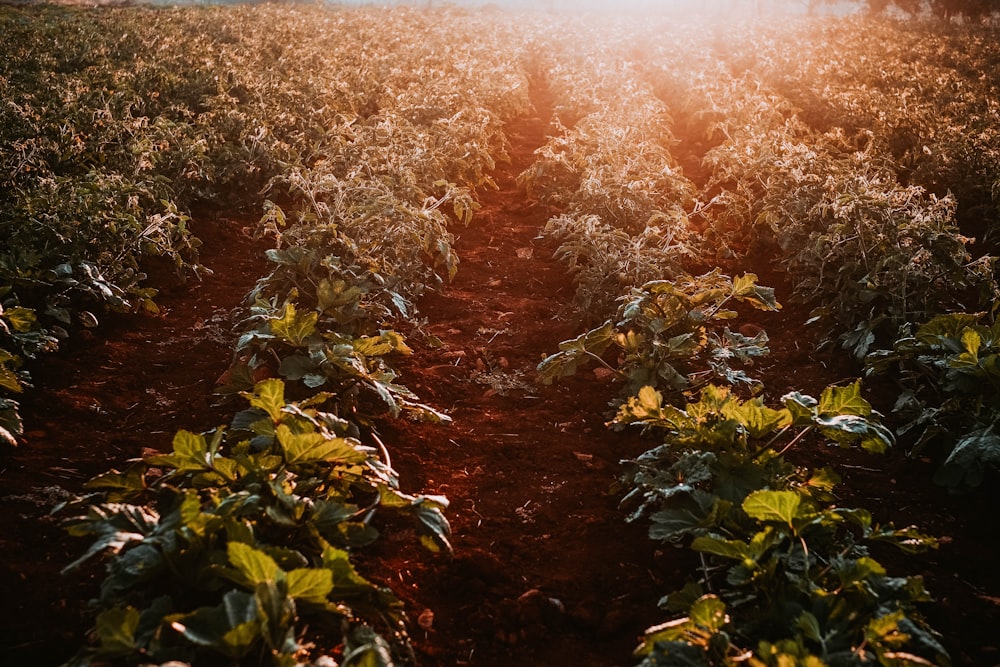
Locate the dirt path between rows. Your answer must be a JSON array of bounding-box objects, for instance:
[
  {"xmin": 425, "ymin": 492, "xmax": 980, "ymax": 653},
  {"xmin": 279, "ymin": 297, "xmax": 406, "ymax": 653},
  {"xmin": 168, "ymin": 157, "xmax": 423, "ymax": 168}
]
[
  {"xmin": 0, "ymin": 220, "xmax": 270, "ymax": 662},
  {"xmin": 366, "ymin": 89, "xmax": 674, "ymax": 667}
]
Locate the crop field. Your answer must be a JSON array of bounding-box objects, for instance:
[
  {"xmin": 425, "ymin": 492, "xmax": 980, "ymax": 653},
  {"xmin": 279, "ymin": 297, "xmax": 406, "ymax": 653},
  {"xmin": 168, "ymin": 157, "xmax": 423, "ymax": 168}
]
[{"xmin": 1, "ymin": 3, "xmax": 998, "ymax": 666}]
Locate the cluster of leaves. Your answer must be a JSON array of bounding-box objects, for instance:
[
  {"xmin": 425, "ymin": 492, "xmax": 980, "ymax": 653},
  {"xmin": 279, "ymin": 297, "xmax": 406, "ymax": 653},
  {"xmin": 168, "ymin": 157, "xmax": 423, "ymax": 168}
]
[
  {"xmin": 867, "ymin": 312, "xmax": 1000, "ymax": 492},
  {"xmin": 0, "ymin": 2, "xmax": 534, "ymax": 445},
  {"xmin": 28, "ymin": 4, "xmax": 537, "ymax": 665},
  {"xmin": 538, "ymin": 272, "xmax": 779, "ymax": 398},
  {"xmin": 515, "ymin": 27, "xmax": 699, "ymax": 320},
  {"xmin": 517, "ymin": 17, "xmax": 965, "ymax": 663},
  {"xmin": 617, "ymin": 382, "xmax": 947, "ymax": 666},
  {"xmin": 666, "ymin": 17, "xmax": 1000, "ymax": 491},
  {"xmin": 667, "ymin": 76, "xmax": 995, "ymax": 357},
  {"xmin": 747, "ymin": 17, "xmax": 1000, "ymax": 233},
  {"xmin": 59, "ymin": 378, "xmax": 450, "ymax": 666},
  {"xmin": 614, "ymin": 18, "xmax": 1000, "ymax": 505},
  {"xmin": 636, "ymin": 18, "xmax": 1000, "ymax": 358}
]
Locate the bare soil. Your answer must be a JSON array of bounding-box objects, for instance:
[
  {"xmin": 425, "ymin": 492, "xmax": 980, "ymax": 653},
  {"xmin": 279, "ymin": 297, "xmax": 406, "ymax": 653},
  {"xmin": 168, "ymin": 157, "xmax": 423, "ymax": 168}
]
[{"xmin": 1, "ymin": 88, "xmax": 999, "ymax": 667}]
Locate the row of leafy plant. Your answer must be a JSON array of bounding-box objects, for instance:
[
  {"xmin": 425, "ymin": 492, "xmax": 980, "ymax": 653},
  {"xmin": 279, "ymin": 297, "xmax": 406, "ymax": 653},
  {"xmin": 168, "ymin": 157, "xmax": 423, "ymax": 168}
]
[
  {"xmin": 519, "ymin": 13, "xmax": 982, "ymax": 665},
  {"xmin": 632, "ymin": 16, "xmax": 1000, "ymax": 491},
  {"xmin": 0, "ymin": 4, "xmax": 534, "ymax": 665},
  {"xmin": 517, "ymin": 21, "xmax": 700, "ymax": 319},
  {"xmin": 0, "ymin": 2, "xmax": 531, "ymax": 447}
]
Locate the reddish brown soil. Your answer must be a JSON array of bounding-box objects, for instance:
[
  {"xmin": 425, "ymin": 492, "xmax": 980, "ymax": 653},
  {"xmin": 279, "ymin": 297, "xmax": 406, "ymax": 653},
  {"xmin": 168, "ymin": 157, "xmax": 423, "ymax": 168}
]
[{"xmin": 1, "ymin": 94, "xmax": 999, "ymax": 667}]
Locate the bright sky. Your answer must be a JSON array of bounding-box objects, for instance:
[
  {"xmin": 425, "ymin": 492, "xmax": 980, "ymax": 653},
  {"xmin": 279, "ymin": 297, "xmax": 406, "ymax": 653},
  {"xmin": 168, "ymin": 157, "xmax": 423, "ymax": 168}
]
[{"xmin": 334, "ymin": 1, "xmax": 860, "ymax": 16}]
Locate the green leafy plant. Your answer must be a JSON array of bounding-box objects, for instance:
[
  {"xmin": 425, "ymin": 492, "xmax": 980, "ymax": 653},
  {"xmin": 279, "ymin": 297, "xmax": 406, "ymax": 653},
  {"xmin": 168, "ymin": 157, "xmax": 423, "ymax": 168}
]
[
  {"xmin": 616, "ymin": 383, "xmax": 945, "ymax": 666},
  {"xmin": 541, "ymin": 212, "xmax": 693, "ymax": 317},
  {"xmin": 60, "ymin": 378, "xmax": 450, "ymax": 666},
  {"xmin": 867, "ymin": 311, "xmax": 1000, "ymax": 492},
  {"xmin": 538, "ymin": 272, "xmax": 779, "ymax": 398}
]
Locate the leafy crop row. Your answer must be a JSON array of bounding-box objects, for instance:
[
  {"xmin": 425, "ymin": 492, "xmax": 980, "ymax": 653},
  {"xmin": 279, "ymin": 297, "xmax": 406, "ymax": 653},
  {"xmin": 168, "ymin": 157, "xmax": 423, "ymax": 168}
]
[
  {"xmin": 0, "ymin": 4, "xmax": 533, "ymax": 665},
  {"xmin": 519, "ymin": 11, "xmax": 1000, "ymax": 665}
]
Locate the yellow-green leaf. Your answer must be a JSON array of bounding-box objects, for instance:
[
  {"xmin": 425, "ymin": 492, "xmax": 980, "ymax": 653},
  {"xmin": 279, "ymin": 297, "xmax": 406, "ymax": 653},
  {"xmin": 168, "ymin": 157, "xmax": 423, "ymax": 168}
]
[
  {"xmin": 244, "ymin": 378, "xmax": 286, "ymax": 423},
  {"xmin": 270, "ymin": 302, "xmax": 318, "ymax": 346},
  {"xmin": 228, "ymin": 541, "xmax": 280, "ymax": 585},
  {"xmin": 0, "ymin": 364, "xmax": 23, "ymax": 393},
  {"xmin": 818, "ymin": 380, "xmax": 871, "ymax": 417},
  {"xmin": 276, "ymin": 424, "xmax": 366, "ymax": 465},
  {"xmin": 3, "ymin": 306, "xmax": 37, "ymax": 333},
  {"xmin": 95, "ymin": 606, "xmax": 140, "ymax": 655},
  {"xmin": 742, "ymin": 489, "xmax": 804, "ymax": 526},
  {"xmin": 287, "ymin": 568, "xmax": 334, "ymax": 603}
]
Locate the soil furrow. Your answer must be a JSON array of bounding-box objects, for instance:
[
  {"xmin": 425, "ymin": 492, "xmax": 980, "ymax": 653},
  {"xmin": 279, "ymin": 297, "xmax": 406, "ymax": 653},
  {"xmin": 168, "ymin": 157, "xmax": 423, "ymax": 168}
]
[
  {"xmin": 0, "ymin": 220, "xmax": 269, "ymax": 663},
  {"xmin": 369, "ymin": 89, "xmax": 675, "ymax": 667}
]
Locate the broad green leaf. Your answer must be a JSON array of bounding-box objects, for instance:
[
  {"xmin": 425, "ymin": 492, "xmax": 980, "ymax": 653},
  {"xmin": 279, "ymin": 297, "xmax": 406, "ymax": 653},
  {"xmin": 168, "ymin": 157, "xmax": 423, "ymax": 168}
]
[
  {"xmin": 84, "ymin": 467, "xmax": 147, "ymax": 499},
  {"xmin": 3, "ymin": 306, "xmax": 37, "ymax": 333},
  {"xmin": 732, "ymin": 274, "xmax": 780, "ymax": 311},
  {"xmin": 726, "ymin": 398, "xmax": 788, "ymax": 438},
  {"xmin": 323, "ymin": 546, "xmax": 382, "ymax": 599},
  {"xmin": 244, "ymin": 378, "xmax": 286, "ymax": 423},
  {"xmin": 691, "ymin": 535, "xmax": 748, "ymax": 561},
  {"xmin": 869, "ymin": 525, "xmax": 940, "ymax": 554},
  {"xmin": 0, "ymin": 363, "xmax": 22, "ymax": 393},
  {"xmin": 213, "ymin": 456, "xmax": 240, "ymax": 482},
  {"xmin": 61, "ymin": 503, "xmax": 158, "ymax": 573},
  {"xmin": 952, "ymin": 328, "xmax": 986, "ymax": 371},
  {"xmin": 662, "ymin": 582, "xmax": 706, "ymax": 613},
  {"xmin": 412, "ymin": 497, "xmax": 453, "ymax": 553},
  {"xmin": 688, "ymin": 595, "xmax": 728, "ymax": 633},
  {"xmin": 270, "ymin": 302, "xmax": 318, "ymax": 346},
  {"xmin": 317, "ymin": 278, "xmax": 364, "ymax": 313},
  {"xmin": 222, "ymin": 621, "xmax": 261, "ymax": 657},
  {"xmin": 914, "ymin": 313, "xmax": 981, "ymax": 345},
  {"xmin": 287, "ymin": 568, "xmax": 334, "ymax": 604},
  {"xmin": 648, "ymin": 488, "xmax": 719, "ymax": 541},
  {"xmin": 783, "ymin": 391, "xmax": 818, "ymax": 425},
  {"xmin": 312, "ymin": 499, "xmax": 358, "ymax": 536},
  {"xmin": 865, "ymin": 610, "xmax": 905, "ymax": 644},
  {"xmin": 538, "ymin": 322, "xmax": 616, "ymax": 383},
  {"xmin": 818, "ymin": 380, "xmax": 871, "ymax": 417},
  {"xmin": 145, "ymin": 430, "xmax": 212, "ymax": 473},
  {"xmin": 278, "ymin": 353, "xmax": 320, "ymax": 382},
  {"xmin": 168, "ymin": 590, "xmax": 259, "ymax": 657},
  {"xmin": 961, "ymin": 328, "xmax": 981, "ymax": 358},
  {"xmin": 276, "ymin": 424, "xmax": 366, "ymax": 465},
  {"xmin": 95, "ymin": 606, "xmax": 140, "ymax": 656},
  {"xmin": 401, "ymin": 399, "xmax": 453, "ymax": 424},
  {"xmin": 816, "ymin": 414, "xmax": 894, "ymax": 454},
  {"xmin": 933, "ymin": 426, "xmax": 1000, "ymax": 492},
  {"xmin": 636, "ymin": 385, "xmax": 663, "ymax": 416},
  {"xmin": 228, "ymin": 541, "xmax": 281, "ymax": 585},
  {"xmin": 354, "ymin": 331, "xmax": 411, "ymax": 357},
  {"xmin": 179, "ymin": 490, "xmax": 222, "ymax": 538},
  {"xmin": 742, "ymin": 489, "xmax": 803, "ymax": 526},
  {"xmin": 796, "ymin": 611, "xmax": 822, "ymax": 643},
  {"xmin": 805, "ymin": 467, "xmax": 840, "ymax": 497}
]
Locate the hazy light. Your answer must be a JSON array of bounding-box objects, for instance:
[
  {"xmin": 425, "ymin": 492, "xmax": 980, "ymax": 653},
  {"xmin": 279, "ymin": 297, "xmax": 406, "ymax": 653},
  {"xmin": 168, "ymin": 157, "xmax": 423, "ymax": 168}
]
[{"xmin": 327, "ymin": 0, "xmax": 865, "ymax": 17}]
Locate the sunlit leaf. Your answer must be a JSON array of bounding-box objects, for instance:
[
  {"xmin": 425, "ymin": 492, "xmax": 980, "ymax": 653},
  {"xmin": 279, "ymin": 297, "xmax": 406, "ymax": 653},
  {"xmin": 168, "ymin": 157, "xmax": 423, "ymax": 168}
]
[
  {"xmin": 287, "ymin": 568, "xmax": 334, "ymax": 604},
  {"xmin": 742, "ymin": 489, "xmax": 804, "ymax": 526},
  {"xmin": 228, "ymin": 541, "xmax": 280, "ymax": 586},
  {"xmin": 276, "ymin": 424, "xmax": 366, "ymax": 465},
  {"xmin": 270, "ymin": 302, "xmax": 318, "ymax": 346}
]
